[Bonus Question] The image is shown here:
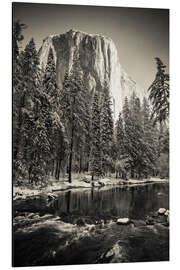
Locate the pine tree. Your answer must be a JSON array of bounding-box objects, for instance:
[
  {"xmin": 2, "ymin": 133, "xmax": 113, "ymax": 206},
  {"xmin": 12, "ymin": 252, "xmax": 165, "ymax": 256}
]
[
  {"xmin": 123, "ymin": 94, "xmax": 148, "ymax": 178},
  {"xmin": 89, "ymin": 92, "xmax": 102, "ymax": 180},
  {"xmin": 60, "ymin": 51, "xmax": 89, "ymax": 183},
  {"xmin": 100, "ymin": 82, "xmax": 114, "ymax": 175},
  {"xmin": 19, "ymin": 38, "xmax": 45, "ymax": 183},
  {"xmin": 122, "ymin": 96, "xmax": 134, "ymax": 172},
  {"xmin": 43, "ymin": 47, "xmax": 59, "ymax": 105},
  {"xmin": 13, "ymin": 20, "xmax": 27, "ymax": 63},
  {"xmin": 14, "ymin": 38, "xmax": 53, "ymax": 184},
  {"xmin": 148, "ymin": 57, "xmax": 169, "ymax": 124},
  {"xmin": 123, "ymin": 96, "xmax": 131, "ymax": 126},
  {"xmin": 141, "ymin": 97, "xmax": 158, "ymax": 177},
  {"xmin": 115, "ymin": 112, "xmax": 130, "ymax": 179},
  {"xmin": 130, "ymin": 95, "xmax": 144, "ymax": 178},
  {"xmin": 42, "ymin": 47, "xmax": 67, "ymax": 180},
  {"xmin": 115, "ymin": 112, "xmax": 125, "ymax": 159},
  {"xmin": 156, "ymin": 124, "xmax": 169, "ymax": 178},
  {"xmin": 13, "ymin": 21, "xmax": 27, "ymax": 181}
]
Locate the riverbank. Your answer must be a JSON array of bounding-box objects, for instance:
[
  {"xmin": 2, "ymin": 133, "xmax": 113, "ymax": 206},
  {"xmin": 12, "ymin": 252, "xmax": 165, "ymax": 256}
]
[
  {"xmin": 13, "ymin": 176, "xmax": 168, "ymax": 200},
  {"xmin": 13, "ymin": 207, "xmax": 169, "ymax": 266}
]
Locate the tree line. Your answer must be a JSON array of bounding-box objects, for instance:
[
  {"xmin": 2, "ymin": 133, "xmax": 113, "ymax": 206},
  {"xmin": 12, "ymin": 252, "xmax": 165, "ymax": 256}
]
[{"xmin": 13, "ymin": 21, "xmax": 169, "ymax": 185}]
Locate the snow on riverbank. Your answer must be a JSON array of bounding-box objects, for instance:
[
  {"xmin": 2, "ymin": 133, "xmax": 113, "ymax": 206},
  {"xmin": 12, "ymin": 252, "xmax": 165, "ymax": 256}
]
[{"xmin": 13, "ymin": 176, "xmax": 168, "ymax": 200}]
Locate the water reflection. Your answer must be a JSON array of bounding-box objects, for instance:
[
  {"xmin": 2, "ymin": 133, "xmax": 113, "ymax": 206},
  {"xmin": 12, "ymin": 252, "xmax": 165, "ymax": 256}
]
[{"xmin": 56, "ymin": 183, "xmax": 169, "ymax": 219}]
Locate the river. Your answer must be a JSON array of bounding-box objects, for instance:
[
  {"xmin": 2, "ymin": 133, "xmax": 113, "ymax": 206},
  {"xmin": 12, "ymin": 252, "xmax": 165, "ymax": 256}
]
[
  {"xmin": 55, "ymin": 182, "xmax": 169, "ymax": 220},
  {"xmin": 13, "ymin": 182, "xmax": 169, "ymax": 266}
]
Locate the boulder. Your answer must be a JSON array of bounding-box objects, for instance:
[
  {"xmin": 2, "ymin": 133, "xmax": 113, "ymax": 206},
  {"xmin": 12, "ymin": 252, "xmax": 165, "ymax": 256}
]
[
  {"xmin": 158, "ymin": 208, "xmax": 166, "ymax": 215},
  {"xmin": 14, "ymin": 216, "xmax": 25, "ymax": 222},
  {"xmin": 164, "ymin": 210, "xmax": 169, "ymax": 216},
  {"xmin": 117, "ymin": 218, "xmax": 130, "ymax": 225},
  {"xmin": 76, "ymin": 218, "xmax": 86, "ymax": 226},
  {"xmin": 33, "ymin": 214, "xmax": 40, "ymax": 219},
  {"xmin": 146, "ymin": 216, "xmax": 155, "ymax": 225},
  {"xmin": 27, "ymin": 213, "xmax": 36, "ymax": 219}
]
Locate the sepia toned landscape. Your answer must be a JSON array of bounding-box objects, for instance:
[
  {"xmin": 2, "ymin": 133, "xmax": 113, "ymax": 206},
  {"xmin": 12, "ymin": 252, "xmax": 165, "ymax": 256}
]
[{"xmin": 12, "ymin": 3, "xmax": 169, "ymax": 267}]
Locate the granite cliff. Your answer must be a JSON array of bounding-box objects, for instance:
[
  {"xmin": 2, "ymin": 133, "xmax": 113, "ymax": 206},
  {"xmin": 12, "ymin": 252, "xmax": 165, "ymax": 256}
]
[{"xmin": 39, "ymin": 29, "xmax": 137, "ymax": 118}]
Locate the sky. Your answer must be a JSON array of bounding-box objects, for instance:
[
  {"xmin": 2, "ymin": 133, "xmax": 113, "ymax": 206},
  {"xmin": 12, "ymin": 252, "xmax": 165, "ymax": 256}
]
[{"xmin": 13, "ymin": 2, "xmax": 169, "ymax": 92}]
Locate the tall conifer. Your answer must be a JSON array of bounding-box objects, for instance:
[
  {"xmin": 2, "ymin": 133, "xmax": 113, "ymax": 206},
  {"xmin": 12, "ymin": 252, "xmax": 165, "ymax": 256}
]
[
  {"xmin": 100, "ymin": 82, "xmax": 114, "ymax": 174},
  {"xmin": 89, "ymin": 92, "xmax": 102, "ymax": 179},
  {"xmin": 60, "ymin": 51, "xmax": 89, "ymax": 183}
]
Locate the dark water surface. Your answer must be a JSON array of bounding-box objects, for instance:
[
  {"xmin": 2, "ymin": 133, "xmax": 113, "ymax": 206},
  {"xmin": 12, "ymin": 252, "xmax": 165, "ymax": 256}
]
[{"xmin": 56, "ymin": 182, "xmax": 169, "ymax": 220}]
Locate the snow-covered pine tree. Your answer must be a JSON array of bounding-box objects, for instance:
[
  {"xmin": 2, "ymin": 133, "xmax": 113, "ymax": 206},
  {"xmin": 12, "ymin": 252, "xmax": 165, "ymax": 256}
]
[
  {"xmin": 13, "ymin": 20, "xmax": 27, "ymax": 63},
  {"xmin": 60, "ymin": 51, "xmax": 89, "ymax": 183},
  {"xmin": 123, "ymin": 94, "xmax": 146, "ymax": 178},
  {"xmin": 142, "ymin": 97, "xmax": 158, "ymax": 176},
  {"xmin": 100, "ymin": 82, "xmax": 114, "ymax": 175},
  {"xmin": 124, "ymin": 93, "xmax": 158, "ymax": 178},
  {"xmin": 42, "ymin": 47, "xmax": 67, "ymax": 180},
  {"xmin": 13, "ymin": 21, "xmax": 27, "ymax": 182},
  {"xmin": 15, "ymin": 38, "xmax": 56, "ymax": 184},
  {"xmin": 148, "ymin": 57, "xmax": 169, "ymax": 125},
  {"xmin": 89, "ymin": 92, "xmax": 102, "ymax": 180},
  {"xmin": 122, "ymin": 96, "xmax": 134, "ymax": 175},
  {"xmin": 129, "ymin": 95, "xmax": 145, "ymax": 178},
  {"xmin": 13, "ymin": 38, "xmax": 42, "ymax": 182},
  {"xmin": 115, "ymin": 112, "xmax": 125, "ymax": 159}
]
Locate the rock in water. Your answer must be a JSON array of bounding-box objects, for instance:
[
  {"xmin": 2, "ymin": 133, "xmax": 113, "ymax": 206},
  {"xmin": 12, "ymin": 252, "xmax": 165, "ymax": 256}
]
[
  {"xmin": 117, "ymin": 218, "xmax": 130, "ymax": 225},
  {"xmin": 76, "ymin": 218, "xmax": 86, "ymax": 226},
  {"xmin": 146, "ymin": 216, "xmax": 155, "ymax": 225},
  {"xmin": 39, "ymin": 29, "xmax": 143, "ymax": 118},
  {"xmin": 158, "ymin": 208, "xmax": 166, "ymax": 215}
]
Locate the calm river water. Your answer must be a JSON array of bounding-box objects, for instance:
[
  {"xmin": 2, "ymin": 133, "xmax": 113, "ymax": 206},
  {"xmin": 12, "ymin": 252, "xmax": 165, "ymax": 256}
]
[{"xmin": 55, "ymin": 182, "xmax": 169, "ymax": 220}]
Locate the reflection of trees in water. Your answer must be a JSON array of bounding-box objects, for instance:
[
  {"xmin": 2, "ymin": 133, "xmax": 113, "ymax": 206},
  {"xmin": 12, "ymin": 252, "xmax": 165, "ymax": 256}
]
[
  {"xmin": 65, "ymin": 191, "xmax": 71, "ymax": 213},
  {"xmin": 56, "ymin": 183, "xmax": 169, "ymax": 219},
  {"xmin": 129, "ymin": 184, "xmax": 169, "ymax": 219}
]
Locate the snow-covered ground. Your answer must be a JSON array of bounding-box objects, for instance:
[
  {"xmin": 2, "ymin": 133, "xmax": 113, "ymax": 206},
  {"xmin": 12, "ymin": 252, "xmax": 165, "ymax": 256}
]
[{"xmin": 13, "ymin": 176, "xmax": 168, "ymax": 200}]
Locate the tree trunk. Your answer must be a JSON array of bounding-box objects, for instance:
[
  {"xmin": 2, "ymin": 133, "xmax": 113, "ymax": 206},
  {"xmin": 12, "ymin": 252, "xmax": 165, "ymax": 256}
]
[
  {"xmin": 131, "ymin": 169, "xmax": 134, "ymax": 179},
  {"xmin": 28, "ymin": 165, "xmax": 33, "ymax": 184},
  {"xmin": 68, "ymin": 127, "xmax": 74, "ymax": 183},
  {"xmin": 57, "ymin": 159, "xmax": 61, "ymax": 180},
  {"xmin": 66, "ymin": 191, "xmax": 71, "ymax": 213},
  {"xmin": 55, "ymin": 160, "xmax": 59, "ymax": 180},
  {"xmin": 79, "ymin": 152, "xmax": 82, "ymax": 174},
  {"xmin": 51, "ymin": 160, "xmax": 55, "ymax": 176}
]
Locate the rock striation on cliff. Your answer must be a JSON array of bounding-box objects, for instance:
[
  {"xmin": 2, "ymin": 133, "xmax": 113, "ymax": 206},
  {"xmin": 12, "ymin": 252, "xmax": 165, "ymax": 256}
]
[{"xmin": 39, "ymin": 29, "xmax": 137, "ymax": 118}]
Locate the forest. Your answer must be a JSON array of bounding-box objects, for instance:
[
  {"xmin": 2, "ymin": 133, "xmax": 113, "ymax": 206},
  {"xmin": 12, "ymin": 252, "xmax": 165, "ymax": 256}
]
[{"xmin": 13, "ymin": 21, "xmax": 169, "ymax": 186}]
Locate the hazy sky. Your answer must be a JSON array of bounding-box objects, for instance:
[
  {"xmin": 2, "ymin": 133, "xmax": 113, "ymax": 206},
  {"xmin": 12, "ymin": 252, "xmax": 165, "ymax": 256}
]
[{"xmin": 13, "ymin": 3, "xmax": 169, "ymax": 91}]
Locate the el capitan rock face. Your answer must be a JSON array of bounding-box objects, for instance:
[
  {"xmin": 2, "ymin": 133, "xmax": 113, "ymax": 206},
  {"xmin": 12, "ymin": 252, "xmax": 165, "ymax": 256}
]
[{"xmin": 39, "ymin": 29, "xmax": 137, "ymax": 118}]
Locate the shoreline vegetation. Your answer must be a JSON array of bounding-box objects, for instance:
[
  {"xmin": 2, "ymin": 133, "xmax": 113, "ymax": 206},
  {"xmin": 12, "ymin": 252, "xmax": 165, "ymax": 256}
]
[{"xmin": 13, "ymin": 175, "xmax": 169, "ymax": 200}]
